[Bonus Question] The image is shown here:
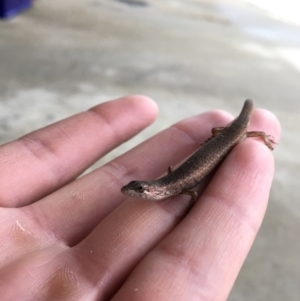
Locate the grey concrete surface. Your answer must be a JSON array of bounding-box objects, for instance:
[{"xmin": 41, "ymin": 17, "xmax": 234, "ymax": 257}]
[{"xmin": 0, "ymin": 0, "xmax": 299, "ymax": 300}]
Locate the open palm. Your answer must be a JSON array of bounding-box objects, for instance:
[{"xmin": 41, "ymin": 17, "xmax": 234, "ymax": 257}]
[{"xmin": 0, "ymin": 96, "xmax": 280, "ymax": 301}]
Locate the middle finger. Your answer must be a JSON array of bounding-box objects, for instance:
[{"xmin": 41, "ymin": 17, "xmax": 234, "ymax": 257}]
[{"xmin": 25, "ymin": 110, "xmax": 231, "ymax": 246}]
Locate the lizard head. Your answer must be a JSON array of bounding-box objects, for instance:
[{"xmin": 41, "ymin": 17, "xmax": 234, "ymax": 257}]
[{"xmin": 121, "ymin": 180, "xmax": 169, "ymax": 201}]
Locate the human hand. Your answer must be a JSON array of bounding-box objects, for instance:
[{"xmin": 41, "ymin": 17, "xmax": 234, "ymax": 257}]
[{"xmin": 0, "ymin": 96, "xmax": 280, "ymax": 301}]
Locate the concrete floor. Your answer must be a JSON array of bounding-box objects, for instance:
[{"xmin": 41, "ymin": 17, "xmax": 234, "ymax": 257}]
[{"xmin": 0, "ymin": 0, "xmax": 299, "ymax": 299}]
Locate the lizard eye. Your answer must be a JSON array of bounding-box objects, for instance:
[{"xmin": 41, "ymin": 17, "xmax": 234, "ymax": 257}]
[
  {"xmin": 136, "ymin": 185, "xmax": 144, "ymax": 193},
  {"xmin": 128, "ymin": 181, "xmax": 146, "ymax": 193}
]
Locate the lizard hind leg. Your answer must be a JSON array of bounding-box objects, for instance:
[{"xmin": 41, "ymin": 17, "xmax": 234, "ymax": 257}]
[
  {"xmin": 202, "ymin": 126, "xmax": 226, "ymax": 144},
  {"xmin": 211, "ymin": 126, "xmax": 226, "ymax": 136},
  {"xmin": 246, "ymin": 131, "xmax": 276, "ymax": 150}
]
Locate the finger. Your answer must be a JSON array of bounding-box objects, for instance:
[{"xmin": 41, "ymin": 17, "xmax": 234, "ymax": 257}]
[
  {"xmin": 27, "ymin": 110, "xmax": 232, "ymax": 247},
  {"xmin": 0, "ymin": 95, "xmax": 158, "ymax": 207},
  {"xmin": 111, "ymin": 109, "xmax": 281, "ymax": 301}
]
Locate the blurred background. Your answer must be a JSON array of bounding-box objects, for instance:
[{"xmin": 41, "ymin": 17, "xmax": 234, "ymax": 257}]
[{"xmin": 0, "ymin": 0, "xmax": 299, "ymax": 300}]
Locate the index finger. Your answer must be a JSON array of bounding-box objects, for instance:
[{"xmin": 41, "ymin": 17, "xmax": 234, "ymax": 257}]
[{"xmin": 0, "ymin": 96, "xmax": 158, "ymax": 207}]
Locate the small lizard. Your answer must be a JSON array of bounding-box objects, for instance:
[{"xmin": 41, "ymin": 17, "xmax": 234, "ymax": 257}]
[{"xmin": 121, "ymin": 99, "xmax": 275, "ymax": 204}]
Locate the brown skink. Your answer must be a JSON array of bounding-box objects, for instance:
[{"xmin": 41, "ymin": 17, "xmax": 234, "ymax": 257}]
[{"xmin": 121, "ymin": 99, "xmax": 274, "ymax": 203}]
